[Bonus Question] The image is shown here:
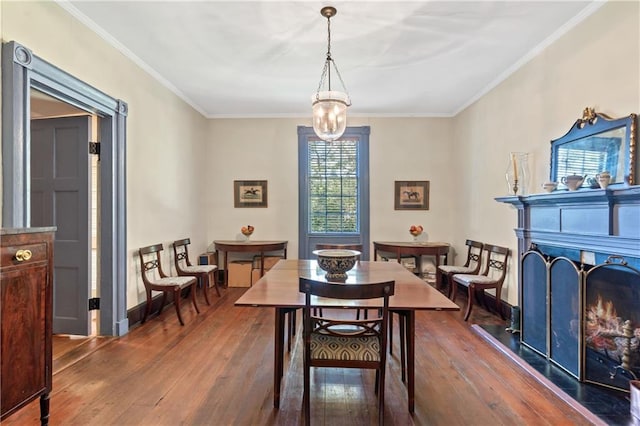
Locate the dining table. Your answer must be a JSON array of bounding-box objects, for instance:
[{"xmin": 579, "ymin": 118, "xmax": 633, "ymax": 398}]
[{"xmin": 234, "ymin": 258, "xmax": 460, "ymax": 413}]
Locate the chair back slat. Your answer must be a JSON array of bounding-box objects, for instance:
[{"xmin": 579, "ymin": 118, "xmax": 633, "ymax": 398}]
[
  {"xmin": 138, "ymin": 244, "xmax": 168, "ymax": 280},
  {"xmin": 142, "ymin": 259, "xmax": 159, "ymax": 272},
  {"xmin": 484, "ymin": 244, "xmax": 510, "ymax": 282},
  {"xmin": 172, "ymin": 238, "xmax": 193, "ymax": 269},
  {"xmin": 299, "ymin": 278, "xmax": 394, "ymax": 300},
  {"xmin": 462, "ymin": 239, "xmax": 484, "ymax": 273}
]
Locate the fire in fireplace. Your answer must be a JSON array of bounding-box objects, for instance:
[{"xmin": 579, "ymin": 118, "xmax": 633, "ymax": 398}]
[{"xmin": 584, "ymin": 260, "xmax": 640, "ymax": 392}]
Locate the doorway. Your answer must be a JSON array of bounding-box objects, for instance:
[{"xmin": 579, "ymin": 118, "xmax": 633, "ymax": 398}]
[{"xmin": 2, "ymin": 40, "xmax": 128, "ymax": 336}]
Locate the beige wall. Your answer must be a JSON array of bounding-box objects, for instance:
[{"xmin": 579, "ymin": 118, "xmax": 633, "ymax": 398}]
[
  {"xmin": 452, "ymin": 0, "xmax": 640, "ymax": 305},
  {"xmin": 1, "ymin": 1, "xmax": 638, "ymax": 314},
  {"xmin": 1, "ymin": 1, "xmax": 211, "ymax": 308},
  {"xmin": 207, "ymin": 117, "xmax": 455, "ymax": 265}
]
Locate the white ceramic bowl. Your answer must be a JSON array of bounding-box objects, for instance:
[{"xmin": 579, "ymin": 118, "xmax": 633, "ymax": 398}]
[{"xmin": 313, "ymin": 249, "xmax": 361, "ymax": 281}]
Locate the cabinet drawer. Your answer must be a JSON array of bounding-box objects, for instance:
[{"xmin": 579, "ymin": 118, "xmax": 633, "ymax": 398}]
[{"xmin": 1, "ymin": 243, "xmax": 48, "ymax": 266}]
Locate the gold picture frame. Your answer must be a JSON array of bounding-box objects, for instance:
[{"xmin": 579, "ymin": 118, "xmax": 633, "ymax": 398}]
[
  {"xmin": 234, "ymin": 180, "xmax": 268, "ymax": 208},
  {"xmin": 395, "ymin": 181, "xmax": 429, "ymax": 210}
]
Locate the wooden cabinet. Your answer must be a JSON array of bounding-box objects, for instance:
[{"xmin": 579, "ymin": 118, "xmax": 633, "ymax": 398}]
[{"xmin": 1, "ymin": 227, "xmax": 55, "ymax": 425}]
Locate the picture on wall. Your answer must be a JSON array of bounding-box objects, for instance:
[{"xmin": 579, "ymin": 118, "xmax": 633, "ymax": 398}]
[
  {"xmin": 395, "ymin": 181, "xmax": 429, "ymax": 210},
  {"xmin": 234, "ymin": 180, "xmax": 268, "ymax": 208}
]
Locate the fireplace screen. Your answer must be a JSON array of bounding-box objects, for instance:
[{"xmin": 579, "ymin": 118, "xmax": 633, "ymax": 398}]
[
  {"xmin": 550, "ymin": 257, "xmax": 581, "ymax": 378},
  {"xmin": 584, "ymin": 258, "xmax": 640, "ymax": 392}
]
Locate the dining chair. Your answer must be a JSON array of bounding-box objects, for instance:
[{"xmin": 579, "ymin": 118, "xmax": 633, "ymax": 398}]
[
  {"xmin": 172, "ymin": 238, "xmax": 220, "ymax": 306},
  {"xmin": 138, "ymin": 243, "xmax": 199, "ymax": 326},
  {"xmin": 452, "ymin": 244, "xmax": 510, "ymax": 321},
  {"xmin": 299, "ymin": 277, "xmax": 395, "ymax": 426},
  {"xmin": 437, "ymin": 239, "xmax": 484, "ymax": 298}
]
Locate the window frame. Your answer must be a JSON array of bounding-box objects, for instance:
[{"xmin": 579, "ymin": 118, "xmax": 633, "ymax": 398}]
[{"xmin": 298, "ymin": 126, "xmax": 370, "ymax": 260}]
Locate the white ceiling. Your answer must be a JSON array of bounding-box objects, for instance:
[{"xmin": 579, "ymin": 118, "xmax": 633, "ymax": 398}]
[{"xmin": 61, "ymin": 1, "xmax": 602, "ymax": 118}]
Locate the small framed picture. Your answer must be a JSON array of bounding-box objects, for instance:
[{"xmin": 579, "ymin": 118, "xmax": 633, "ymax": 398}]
[
  {"xmin": 234, "ymin": 180, "xmax": 268, "ymax": 208},
  {"xmin": 395, "ymin": 181, "xmax": 429, "ymax": 210}
]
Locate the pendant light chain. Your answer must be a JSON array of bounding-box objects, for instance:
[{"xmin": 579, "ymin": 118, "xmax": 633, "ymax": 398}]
[
  {"xmin": 314, "ymin": 10, "xmax": 351, "ymax": 104},
  {"xmin": 326, "ymin": 14, "xmax": 332, "ymax": 90}
]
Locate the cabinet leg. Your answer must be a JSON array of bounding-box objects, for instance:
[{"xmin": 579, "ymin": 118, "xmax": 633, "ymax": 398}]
[{"xmin": 40, "ymin": 392, "xmax": 50, "ymax": 426}]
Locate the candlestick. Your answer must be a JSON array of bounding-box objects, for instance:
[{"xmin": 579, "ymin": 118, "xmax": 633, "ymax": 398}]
[{"xmin": 506, "ymin": 152, "xmax": 528, "ymax": 195}]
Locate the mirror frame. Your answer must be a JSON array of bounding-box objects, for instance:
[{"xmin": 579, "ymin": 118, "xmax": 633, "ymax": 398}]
[{"xmin": 550, "ymin": 108, "xmax": 637, "ymax": 189}]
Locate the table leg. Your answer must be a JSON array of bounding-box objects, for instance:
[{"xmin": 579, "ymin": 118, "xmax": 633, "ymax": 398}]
[
  {"xmin": 220, "ymin": 250, "xmax": 229, "ymax": 288},
  {"xmin": 389, "ymin": 313, "xmax": 394, "ymax": 355},
  {"xmin": 399, "ymin": 313, "xmax": 406, "ymax": 384},
  {"xmin": 274, "ymin": 307, "xmax": 286, "ymax": 408},
  {"xmin": 407, "ymin": 310, "xmax": 415, "ymax": 413}
]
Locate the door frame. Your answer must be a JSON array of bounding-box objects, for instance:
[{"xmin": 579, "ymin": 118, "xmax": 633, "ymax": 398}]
[{"xmin": 2, "ymin": 41, "xmax": 129, "ymax": 336}]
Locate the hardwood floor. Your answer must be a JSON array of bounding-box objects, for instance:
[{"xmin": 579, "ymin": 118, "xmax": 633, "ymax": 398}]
[{"xmin": 5, "ymin": 287, "xmax": 598, "ymax": 425}]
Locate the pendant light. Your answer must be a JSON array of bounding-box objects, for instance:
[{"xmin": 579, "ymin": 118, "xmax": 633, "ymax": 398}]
[{"xmin": 311, "ymin": 6, "xmax": 351, "ymax": 141}]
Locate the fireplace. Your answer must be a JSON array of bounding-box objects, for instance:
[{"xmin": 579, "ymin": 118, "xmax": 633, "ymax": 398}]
[
  {"xmin": 521, "ymin": 248, "xmax": 640, "ymax": 391},
  {"xmin": 497, "ymin": 186, "xmax": 640, "ymax": 393}
]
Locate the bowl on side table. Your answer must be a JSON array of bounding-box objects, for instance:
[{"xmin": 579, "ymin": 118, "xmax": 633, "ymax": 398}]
[{"xmin": 313, "ymin": 249, "xmax": 361, "ymax": 281}]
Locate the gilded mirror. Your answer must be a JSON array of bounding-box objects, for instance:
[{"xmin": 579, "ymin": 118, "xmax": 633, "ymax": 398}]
[{"xmin": 550, "ymin": 108, "xmax": 637, "ymax": 189}]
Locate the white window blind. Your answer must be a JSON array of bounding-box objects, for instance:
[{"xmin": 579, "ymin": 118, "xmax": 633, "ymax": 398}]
[{"xmin": 307, "ymin": 139, "xmax": 359, "ymax": 233}]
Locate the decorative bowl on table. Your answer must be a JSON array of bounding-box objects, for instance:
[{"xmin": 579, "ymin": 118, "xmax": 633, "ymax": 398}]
[
  {"xmin": 241, "ymin": 225, "xmax": 254, "ymax": 240},
  {"xmin": 409, "ymin": 225, "xmax": 424, "ymax": 241},
  {"xmin": 313, "ymin": 249, "xmax": 361, "ymax": 281}
]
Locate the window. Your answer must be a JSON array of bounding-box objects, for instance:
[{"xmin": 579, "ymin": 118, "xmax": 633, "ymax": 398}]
[
  {"xmin": 308, "ymin": 138, "xmax": 358, "ymax": 233},
  {"xmin": 298, "ymin": 126, "xmax": 370, "ymax": 259}
]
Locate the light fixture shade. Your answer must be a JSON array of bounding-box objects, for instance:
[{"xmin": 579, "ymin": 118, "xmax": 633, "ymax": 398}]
[{"xmin": 311, "ymin": 91, "xmax": 350, "ymax": 141}]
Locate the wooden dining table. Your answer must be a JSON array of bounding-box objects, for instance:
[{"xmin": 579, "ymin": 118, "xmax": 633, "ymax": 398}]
[{"xmin": 234, "ymin": 259, "xmax": 460, "ymax": 413}]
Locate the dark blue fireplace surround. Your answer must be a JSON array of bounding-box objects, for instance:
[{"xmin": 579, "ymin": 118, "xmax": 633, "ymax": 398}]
[{"xmin": 496, "ymin": 186, "xmax": 640, "ymax": 424}]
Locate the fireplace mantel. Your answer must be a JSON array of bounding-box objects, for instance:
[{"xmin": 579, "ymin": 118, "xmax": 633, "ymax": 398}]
[{"xmin": 496, "ymin": 186, "xmax": 640, "ymax": 265}]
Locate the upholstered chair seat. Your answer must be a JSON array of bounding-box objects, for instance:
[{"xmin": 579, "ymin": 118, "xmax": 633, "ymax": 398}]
[
  {"xmin": 310, "ymin": 333, "xmax": 381, "ymax": 361},
  {"xmin": 180, "ymin": 264, "xmax": 216, "ymax": 275}
]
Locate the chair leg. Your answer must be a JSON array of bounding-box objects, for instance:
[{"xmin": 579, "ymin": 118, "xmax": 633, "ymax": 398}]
[
  {"xmin": 374, "ymin": 370, "xmax": 379, "ymax": 395},
  {"xmin": 159, "ymin": 292, "xmax": 168, "ymax": 314},
  {"xmin": 495, "ymin": 286, "xmax": 505, "ymax": 319},
  {"xmin": 211, "ymin": 270, "xmax": 221, "ymax": 297},
  {"xmin": 191, "ymin": 283, "xmax": 200, "ymax": 314},
  {"xmin": 201, "ymin": 275, "xmax": 211, "ymax": 306},
  {"xmin": 303, "ymin": 363, "xmax": 310, "ymax": 425},
  {"xmin": 173, "ymin": 289, "xmax": 185, "ymax": 326},
  {"xmin": 378, "ymin": 367, "xmax": 385, "ymax": 426},
  {"xmin": 389, "ymin": 313, "xmax": 394, "ymax": 355},
  {"xmin": 142, "ymin": 289, "xmax": 153, "ymax": 324},
  {"xmin": 464, "ymin": 284, "xmax": 475, "ymax": 321},
  {"xmin": 450, "ymin": 275, "xmax": 458, "ymax": 301}
]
